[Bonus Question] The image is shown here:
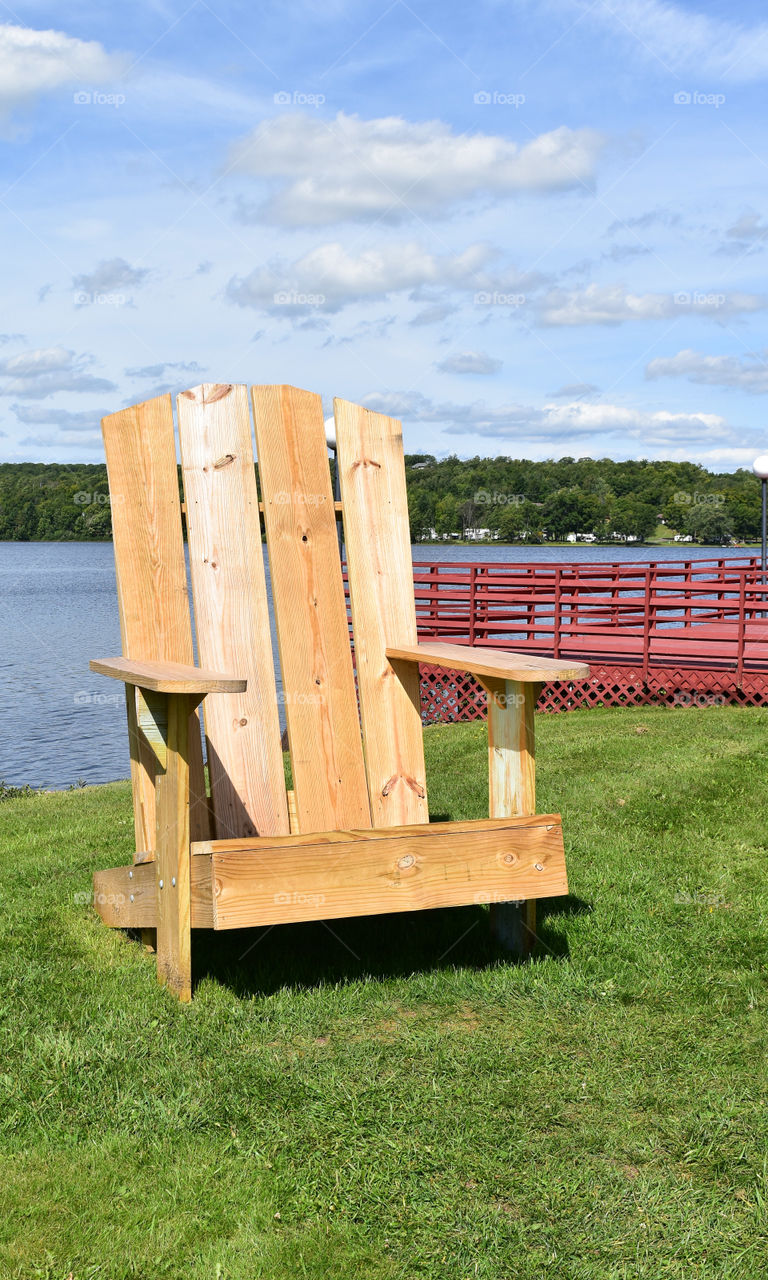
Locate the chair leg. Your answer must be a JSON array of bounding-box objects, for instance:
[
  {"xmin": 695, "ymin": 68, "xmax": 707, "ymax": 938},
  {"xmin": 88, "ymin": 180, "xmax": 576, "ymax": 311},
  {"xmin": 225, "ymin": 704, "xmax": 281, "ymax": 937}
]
[
  {"xmin": 154, "ymin": 694, "xmax": 194, "ymax": 1000},
  {"xmin": 483, "ymin": 678, "xmax": 541, "ymax": 958}
]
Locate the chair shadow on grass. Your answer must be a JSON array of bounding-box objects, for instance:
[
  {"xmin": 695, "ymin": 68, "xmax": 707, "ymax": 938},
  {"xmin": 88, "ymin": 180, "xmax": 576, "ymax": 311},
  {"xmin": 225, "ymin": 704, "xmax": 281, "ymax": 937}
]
[{"xmin": 190, "ymin": 894, "xmax": 591, "ymax": 998}]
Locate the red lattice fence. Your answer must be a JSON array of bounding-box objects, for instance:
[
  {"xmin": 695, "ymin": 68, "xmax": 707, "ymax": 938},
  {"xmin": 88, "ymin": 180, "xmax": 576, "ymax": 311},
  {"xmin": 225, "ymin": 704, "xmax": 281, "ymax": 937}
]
[{"xmin": 418, "ymin": 663, "xmax": 768, "ymax": 722}]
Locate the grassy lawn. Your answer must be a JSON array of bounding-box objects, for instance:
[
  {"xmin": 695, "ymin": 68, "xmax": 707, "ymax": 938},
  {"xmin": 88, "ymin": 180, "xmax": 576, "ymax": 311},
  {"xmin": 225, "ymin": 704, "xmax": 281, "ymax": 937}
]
[{"xmin": 2, "ymin": 705, "xmax": 768, "ymax": 1278}]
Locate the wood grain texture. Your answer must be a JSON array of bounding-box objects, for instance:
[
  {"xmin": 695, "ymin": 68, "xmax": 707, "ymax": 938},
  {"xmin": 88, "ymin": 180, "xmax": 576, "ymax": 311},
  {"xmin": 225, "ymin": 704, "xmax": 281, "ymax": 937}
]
[
  {"xmin": 177, "ymin": 383, "xmax": 290, "ymax": 840},
  {"xmin": 210, "ymin": 814, "xmax": 566, "ymax": 929},
  {"xmin": 92, "ymin": 857, "xmax": 214, "ymax": 929},
  {"xmin": 482, "ymin": 678, "xmax": 541, "ymax": 952},
  {"xmin": 387, "ymin": 642, "xmax": 590, "ymax": 683},
  {"xmin": 252, "ymin": 385, "xmax": 371, "ymax": 833},
  {"xmin": 333, "ymin": 398, "xmax": 428, "ymax": 827},
  {"xmin": 124, "ymin": 684, "xmax": 155, "ymax": 857},
  {"xmin": 91, "ymin": 656, "xmax": 246, "ymax": 694},
  {"xmin": 154, "ymin": 694, "xmax": 193, "ymax": 1000},
  {"xmin": 100, "ymin": 394, "xmax": 210, "ymax": 844}
]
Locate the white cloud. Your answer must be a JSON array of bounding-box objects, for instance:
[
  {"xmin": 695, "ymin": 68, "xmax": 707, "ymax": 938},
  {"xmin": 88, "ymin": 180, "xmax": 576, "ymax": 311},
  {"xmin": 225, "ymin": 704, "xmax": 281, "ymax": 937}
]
[
  {"xmin": 228, "ymin": 112, "xmax": 607, "ymax": 225},
  {"xmin": 73, "ymin": 258, "xmax": 150, "ymax": 304},
  {"xmin": 0, "ymin": 346, "xmax": 115, "ymax": 398},
  {"xmin": 0, "ymin": 24, "xmax": 124, "ymax": 124},
  {"xmin": 360, "ymin": 389, "xmax": 749, "ymax": 457},
  {"xmin": 646, "ymin": 347, "xmax": 768, "ymax": 393},
  {"xmin": 535, "ymin": 283, "xmax": 766, "ymax": 326},
  {"xmin": 577, "ymin": 0, "xmax": 768, "ymax": 82},
  {"xmin": 436, "ymin": 351, "xmax": 502, "ymax": 375},
  {"xmin": 409, "ymin": 303, "xmax": 453, "ymax": 327},
  {"xmin": 13, "ymin": 404, "xmax": 108, "ymax": 431},
  {"xmin": 549, "ymin": 382, "xmax": 600, "ymax": 398},
  {"xmin": 226, "ymin": 240, "xmax": 536, "ymax": 312},
  {"xmin": 726, "ymin": 213, "xmax": 768, "ymax": 242},
  {"xmin": 124, "ymin": 360, "xmax": 204, "ymax": 379}
]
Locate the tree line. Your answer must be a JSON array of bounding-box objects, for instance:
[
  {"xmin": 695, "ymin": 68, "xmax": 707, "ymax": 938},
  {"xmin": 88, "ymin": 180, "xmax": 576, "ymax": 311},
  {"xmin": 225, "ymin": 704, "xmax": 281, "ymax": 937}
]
[{"xmin": 0, "ymin": 456, "xmax": 761, "ymax": 544}]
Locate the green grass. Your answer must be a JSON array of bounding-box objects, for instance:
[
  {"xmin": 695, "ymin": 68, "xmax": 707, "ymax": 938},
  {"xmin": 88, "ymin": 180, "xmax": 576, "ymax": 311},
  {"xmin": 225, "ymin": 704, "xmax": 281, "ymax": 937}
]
[{"xmin": 3, "ymin": 705, "xmax": 768, "ymax": 1278}]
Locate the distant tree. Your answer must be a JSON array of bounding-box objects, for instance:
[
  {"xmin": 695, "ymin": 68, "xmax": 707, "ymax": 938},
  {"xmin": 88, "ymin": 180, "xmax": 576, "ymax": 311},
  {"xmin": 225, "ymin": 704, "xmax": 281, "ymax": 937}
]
[{"xmin": 683, "ymin": 503, "xmax": 734, "ymax": 545}]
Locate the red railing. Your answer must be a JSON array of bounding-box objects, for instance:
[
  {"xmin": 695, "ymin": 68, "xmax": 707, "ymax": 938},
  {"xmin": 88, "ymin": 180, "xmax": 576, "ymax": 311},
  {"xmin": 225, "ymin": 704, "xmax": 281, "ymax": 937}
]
[{"xmin": 410, "ymin": 557, "xmax": 768, "ymax": 679}]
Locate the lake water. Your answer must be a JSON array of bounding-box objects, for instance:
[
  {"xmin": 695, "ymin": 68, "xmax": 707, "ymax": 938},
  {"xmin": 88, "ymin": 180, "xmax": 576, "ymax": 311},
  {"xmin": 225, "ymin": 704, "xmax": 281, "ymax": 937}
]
[{"xmin": 0, "ymin": 540, "xmax": 759, "ymax": 789}]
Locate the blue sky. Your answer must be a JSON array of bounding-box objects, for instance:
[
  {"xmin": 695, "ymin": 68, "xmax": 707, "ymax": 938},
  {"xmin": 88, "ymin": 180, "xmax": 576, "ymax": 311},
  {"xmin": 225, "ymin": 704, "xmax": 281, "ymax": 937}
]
[{"xmin": 1, "ymin": 0, "xmax": 768, "ymax": 466}]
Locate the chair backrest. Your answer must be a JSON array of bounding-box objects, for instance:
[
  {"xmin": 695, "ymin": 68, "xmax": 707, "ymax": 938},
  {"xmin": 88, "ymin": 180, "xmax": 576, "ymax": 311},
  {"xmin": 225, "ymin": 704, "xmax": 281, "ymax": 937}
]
[{"xmin": 102, "ymin": 384, "xmax": 429, "ymax": 846}]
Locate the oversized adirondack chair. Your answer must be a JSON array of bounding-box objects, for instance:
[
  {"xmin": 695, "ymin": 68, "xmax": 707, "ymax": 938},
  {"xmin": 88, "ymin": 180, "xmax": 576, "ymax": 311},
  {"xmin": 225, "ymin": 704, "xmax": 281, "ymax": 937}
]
[{"xmin": 90, "ymin": 384, "xmax": 589, "ymax": 1000}]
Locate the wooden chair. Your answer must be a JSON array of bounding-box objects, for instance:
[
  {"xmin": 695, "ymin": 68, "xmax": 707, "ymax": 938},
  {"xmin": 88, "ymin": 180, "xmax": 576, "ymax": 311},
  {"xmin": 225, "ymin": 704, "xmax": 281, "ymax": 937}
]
[{"xmin": 90, "ymin": 384, "xmax": 589, "ymax": 999}]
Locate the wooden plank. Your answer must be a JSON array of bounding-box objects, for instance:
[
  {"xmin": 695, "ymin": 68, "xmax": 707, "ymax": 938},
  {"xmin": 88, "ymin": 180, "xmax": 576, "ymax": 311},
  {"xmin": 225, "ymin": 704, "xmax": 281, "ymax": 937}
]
[
  {"xmin": 210, "ymin": 814, "xmax": 565, "ymax": 929},
  {"xmin": 135, "ymin": 688, "xmax": 167, "ymax": 768},
  {"xmin": 154, "ymin": 694, "xmax": 193, "ymax": 1000},
  {"xmin": 177, "ymin": 383, "xmax": 290, "ymax": 840},
  {"xmin": 124, "ymin": 684, "xmax": 155, "ymax": 858},
  {"xmin": 482, "ymin": 678, "xmax": 541, "ymax": 954},
  {"xmin": 101, "ymin": 394, "xmax": 211, "ymax": 844},
  {"xmin": 386, "ymin": 642, "xmax": 590, "ymax": 683},
  {"xmin": 91, "ymin": 656, "xmax": 247, "ymax": 694},
  {"xmin": 92, "ymin": 857, "xmax": 214, "ymax": 929},
  {"xmin": 251, "ymin": 385, "xmax": 371, "ymax": 832},
  {"xmin": 333, "ymin": 398, "xmax": 428, "ymax": 827}
]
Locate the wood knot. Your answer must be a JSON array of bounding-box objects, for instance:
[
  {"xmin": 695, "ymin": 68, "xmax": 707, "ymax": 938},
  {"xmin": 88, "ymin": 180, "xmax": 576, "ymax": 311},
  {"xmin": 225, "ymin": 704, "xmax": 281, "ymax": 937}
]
[
  {"xmin": 180, "ymin": 383, "xmax": 233, "ymax": 405},
  {"xmin": 397, "ymin": 854, "xmax": 415, "ymax": 870},
  {"xmin": 213, "ymin": 453, "xmax": 236, "ymax": 469},
  {"xmin": 503, "ymin": 853, "xmax": 516, "ymax": 865},
  {"xmin": 350, "ymin": 457, "xmax": 381, "ymax": 471}
]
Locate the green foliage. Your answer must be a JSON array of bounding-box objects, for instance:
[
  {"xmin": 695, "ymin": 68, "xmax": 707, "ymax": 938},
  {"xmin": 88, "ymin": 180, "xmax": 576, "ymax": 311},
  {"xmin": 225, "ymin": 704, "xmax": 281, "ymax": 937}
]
[
  {"xmin": 0, "ymin": 463, "xmax": 113, "ymax": 541},
  {"xmin": 0, "ymin": 457, "xmax": 763, "ymax": 543},
  {"xmin": 2, "ymin": 707, "xmax": 768, "ymax": 1276},
  {"xmin": 403, "ymin": 456, "xmax": 761, "ymax": 543}
]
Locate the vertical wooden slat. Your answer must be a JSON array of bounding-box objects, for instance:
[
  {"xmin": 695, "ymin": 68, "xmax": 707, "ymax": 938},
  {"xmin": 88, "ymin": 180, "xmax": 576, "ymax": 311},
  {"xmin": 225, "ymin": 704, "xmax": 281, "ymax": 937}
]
[
  {"xmin": 334, "ymin": 398, "xmax": 428, "ymax": 827},
  {"xmin": 481, "ymin": 678, "xmax": 541, "ymax": 954},
  {"xmin": 155, "ymin": 693, "xmax": 194, "ymax": 1001},
  {"xmin": 252, "ymin": 385, "xmax": 371, "ymax": 833},
  {"xmin": 177, "ymin": 383, "xmax": 289, "ymax": 839},
  {"xmin": 101, "ymin": 394, "xmax": 210, "ymax": 849}
]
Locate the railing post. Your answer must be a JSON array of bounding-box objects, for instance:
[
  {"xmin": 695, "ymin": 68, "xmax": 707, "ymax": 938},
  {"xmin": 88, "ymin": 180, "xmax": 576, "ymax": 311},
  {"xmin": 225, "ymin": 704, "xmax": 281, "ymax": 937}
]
[
  {"xmin": 642, "ymin": 565, "xmax": 652, "ymax": 682},
  {"xmin": 553, "ymin": 566, "xmax": 562, "ymax": 659},
  {"xmin": 736, "ymin": 571, "xmax": 746, "ymax": 687},
  {"xmin": 469, "ymin": 563, "xmax": 477, "ymax": 646}
]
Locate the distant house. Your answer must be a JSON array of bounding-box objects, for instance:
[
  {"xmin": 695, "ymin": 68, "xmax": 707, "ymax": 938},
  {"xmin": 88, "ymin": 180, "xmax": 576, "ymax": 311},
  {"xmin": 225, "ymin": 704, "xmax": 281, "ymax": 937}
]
[{"xmin": 464, "ymin": 527, "xmax": 498, "ymax": 541}]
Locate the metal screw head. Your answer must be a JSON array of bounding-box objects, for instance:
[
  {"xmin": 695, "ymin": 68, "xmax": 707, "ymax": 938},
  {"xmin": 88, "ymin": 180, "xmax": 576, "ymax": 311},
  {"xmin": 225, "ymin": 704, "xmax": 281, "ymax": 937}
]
[
  {"xmin": 534, "ymin": 862, "xmax": 544, "ymax": 872},
  {"xmin": 171, "ymin": 877, "xmax": 176, "ymax": 887},
  {"xmin": 130, "ymin": 894, "xmax": 134, "ymax": 902},
  {"xmin": 128, "ymin": 870, "xmax": 133, "ymax": 879},
  {"xmin": 158, "ymin": 879, "xmax": 164, "ymax": 889}
]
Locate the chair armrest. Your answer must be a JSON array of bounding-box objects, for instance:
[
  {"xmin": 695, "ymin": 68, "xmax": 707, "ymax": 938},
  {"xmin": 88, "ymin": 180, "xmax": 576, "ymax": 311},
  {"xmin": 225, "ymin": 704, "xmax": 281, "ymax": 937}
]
[
  {"xmin": 385, "ymin": 642, "xmax": 589, "ymax": 683},
  {"xmin": 89, "ymin": 656, "xmax": 247, "ymax": 694}
]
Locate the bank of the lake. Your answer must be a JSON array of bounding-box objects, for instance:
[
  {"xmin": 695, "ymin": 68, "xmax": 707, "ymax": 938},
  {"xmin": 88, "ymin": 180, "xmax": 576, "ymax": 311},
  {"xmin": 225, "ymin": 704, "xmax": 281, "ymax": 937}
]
[{"xmin": 0, "ymin": 540, "xmax": 760, "ymax": 789}]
